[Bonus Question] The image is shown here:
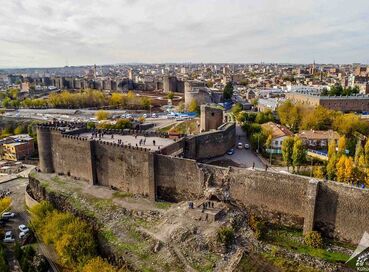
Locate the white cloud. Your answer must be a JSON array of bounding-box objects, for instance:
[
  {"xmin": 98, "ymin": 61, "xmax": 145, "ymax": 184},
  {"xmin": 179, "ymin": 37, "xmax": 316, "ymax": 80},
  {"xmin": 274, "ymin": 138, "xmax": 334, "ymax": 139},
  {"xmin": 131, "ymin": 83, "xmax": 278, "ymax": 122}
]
[{"xmin": 0, "ymin": 0, "xmax": 368, "ymax": 67}]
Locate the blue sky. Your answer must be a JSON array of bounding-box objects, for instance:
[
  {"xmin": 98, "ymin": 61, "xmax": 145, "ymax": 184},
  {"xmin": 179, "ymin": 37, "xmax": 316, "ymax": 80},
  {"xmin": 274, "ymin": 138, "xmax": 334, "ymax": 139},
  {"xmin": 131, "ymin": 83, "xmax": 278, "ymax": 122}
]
[{"xmin": 0, "ymin": 0, "xmax": 368, "ymax": 67}]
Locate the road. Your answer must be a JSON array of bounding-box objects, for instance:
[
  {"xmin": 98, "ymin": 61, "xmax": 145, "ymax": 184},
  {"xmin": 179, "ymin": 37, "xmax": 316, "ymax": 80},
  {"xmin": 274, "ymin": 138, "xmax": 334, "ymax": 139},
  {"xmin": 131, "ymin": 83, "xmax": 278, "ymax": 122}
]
[
  {"xmin": 205, "ymin": 125, "xmax": 265, "ymax": 169},
  {"xmin": 1, "ymin": 178, "xmax": 28, "ymax": 272},
  {"xmin": 0, "ymin": 178, "xmax": 60, "ymax": 272}
]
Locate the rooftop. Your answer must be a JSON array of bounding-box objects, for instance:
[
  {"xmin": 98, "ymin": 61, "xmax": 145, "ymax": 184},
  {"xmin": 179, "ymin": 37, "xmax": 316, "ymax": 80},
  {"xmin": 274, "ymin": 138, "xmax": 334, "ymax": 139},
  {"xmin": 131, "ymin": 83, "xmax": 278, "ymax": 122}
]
[
  {"xmin": 79, "ymin": 132, "xmax": 175, "ymax": 151},
  {"xmin": 297, "ymin": 130, "xmax": 340, "ymax": 140},
  {"xmin": 261, "ymin": 122, "xmax": 293, "ymax": 139}
]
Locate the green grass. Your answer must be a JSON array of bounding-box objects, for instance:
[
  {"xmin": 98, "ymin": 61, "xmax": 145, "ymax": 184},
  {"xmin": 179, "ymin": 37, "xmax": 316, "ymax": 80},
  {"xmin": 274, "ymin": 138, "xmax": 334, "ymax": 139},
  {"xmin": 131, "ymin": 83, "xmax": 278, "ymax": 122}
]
[
  {"xmin": 192, "ymin": 252, "xmax": 219, "ymax": 272},
  {"xmin": 237, "ymin": 252, "xmax": 318, "ymax": 272},
  {"xmin": 262, "ymin": 251, "xmax": 319, "ymax": 272},
  {"xmin": 263, "ymin": 225, "xmax": 350, "ymax": 264},
  {"xmin": 157, "ymin": 124, "xmax": 175, "ymax": 132},
  {"xmin": 112, "ymin": 191, "xmax": 133, "ymax": 199},
  {"xmin": 154, "ymin": 201, "xmax": 172, "ymax": 210}
]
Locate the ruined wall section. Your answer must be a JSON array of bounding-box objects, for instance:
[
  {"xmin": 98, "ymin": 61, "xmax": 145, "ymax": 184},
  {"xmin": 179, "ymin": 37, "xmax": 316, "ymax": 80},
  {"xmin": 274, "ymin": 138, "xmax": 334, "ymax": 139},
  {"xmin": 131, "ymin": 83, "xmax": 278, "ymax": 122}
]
[
  {"xmin": 315, "ymin": 182, "xmax": 369, "ymax": 243},
  {"xmin": 155, "ymin": 154, "xmax": 205, "ymax": 202},
  {"xmin": 198, "ymin": 165, "xmax": 308, "ymax": 227}
]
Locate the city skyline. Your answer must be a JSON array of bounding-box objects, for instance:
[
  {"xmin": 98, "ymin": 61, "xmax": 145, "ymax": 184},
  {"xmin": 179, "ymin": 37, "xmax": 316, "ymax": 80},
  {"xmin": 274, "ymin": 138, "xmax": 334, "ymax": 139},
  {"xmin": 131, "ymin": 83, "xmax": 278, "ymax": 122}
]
[{"xmin": 1, "ymin": 0, "xmax": 369, "ymax": 68}]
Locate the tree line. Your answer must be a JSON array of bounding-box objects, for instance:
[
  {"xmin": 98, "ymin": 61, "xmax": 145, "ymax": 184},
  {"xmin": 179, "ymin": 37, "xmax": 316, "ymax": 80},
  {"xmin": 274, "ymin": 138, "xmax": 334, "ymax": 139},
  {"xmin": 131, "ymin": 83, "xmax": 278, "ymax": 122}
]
[
  {"xmin": 1, "ymin": 89, "xmax": 152, "ymax": 110},
  {"xmin": 30, "ymin": 201, "xmax": 119, "ymax": 272}
]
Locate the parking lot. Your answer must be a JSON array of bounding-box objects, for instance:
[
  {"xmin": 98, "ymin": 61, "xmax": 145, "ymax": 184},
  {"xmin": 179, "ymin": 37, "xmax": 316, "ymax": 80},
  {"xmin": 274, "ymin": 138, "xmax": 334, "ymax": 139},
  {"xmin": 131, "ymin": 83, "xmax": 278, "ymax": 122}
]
[{"xmin": 1, "ymin": 178, "xmax": 29, "ymax": 271}]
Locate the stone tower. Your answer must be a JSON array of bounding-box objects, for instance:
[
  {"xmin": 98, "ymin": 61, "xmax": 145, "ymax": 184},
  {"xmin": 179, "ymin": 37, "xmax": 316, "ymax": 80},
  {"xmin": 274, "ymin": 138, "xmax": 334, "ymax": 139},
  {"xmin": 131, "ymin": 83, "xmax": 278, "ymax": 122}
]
[
  {"xmin": 36, "ymin": 126, "xmax": 54, "ymax": 173},
  {"xmin": 200, "ymin": 105, "xmax": 224, "ymax": 132}
]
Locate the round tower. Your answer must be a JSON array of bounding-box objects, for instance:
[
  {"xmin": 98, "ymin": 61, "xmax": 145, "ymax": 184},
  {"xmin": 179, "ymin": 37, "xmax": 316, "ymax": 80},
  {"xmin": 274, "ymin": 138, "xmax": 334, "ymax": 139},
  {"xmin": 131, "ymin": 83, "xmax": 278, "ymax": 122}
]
[{"xmin": 37, "ymin": 126, "xmax": 54, "ymax": 173}]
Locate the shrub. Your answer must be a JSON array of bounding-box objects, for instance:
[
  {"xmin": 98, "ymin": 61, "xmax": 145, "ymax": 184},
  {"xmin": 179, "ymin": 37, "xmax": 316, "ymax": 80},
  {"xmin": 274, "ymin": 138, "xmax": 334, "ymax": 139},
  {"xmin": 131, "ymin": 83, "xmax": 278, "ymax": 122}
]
[
  {"xmin": 0, "ymin": 244, "xmax": 9, "ymax": 272},
  {"xmin": 30, "ymin": 201, "xmax": 97, "ymax": 268},
  {"xmin": 82, "ymin": 257, "xmax": 116, "ymax": 272},
  {"xmin": 249, "ymin": 214, "xmax": 266, "ymax": 240},
  {"xmin": 254, "ymin": 221, "xmax": 266, "ymax": 240},
  {"xmin": 0, "ymin": 197, "xmax": 12, "ymax": 213},
  {"xmin": 217, "ymin": 226, "xmax": 235, "ymax": 247},
  {"xmin": 304, "ymin": 231, "xmax": 323, "ymax": 248}
]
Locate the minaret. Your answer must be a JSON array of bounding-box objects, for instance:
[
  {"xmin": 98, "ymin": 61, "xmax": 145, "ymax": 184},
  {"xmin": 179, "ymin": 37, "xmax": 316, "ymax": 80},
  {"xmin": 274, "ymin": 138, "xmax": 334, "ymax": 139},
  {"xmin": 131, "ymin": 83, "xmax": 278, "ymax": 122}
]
[{"xmin": 94, "ymin": 64, "xmax": 97, "ymax": 79}]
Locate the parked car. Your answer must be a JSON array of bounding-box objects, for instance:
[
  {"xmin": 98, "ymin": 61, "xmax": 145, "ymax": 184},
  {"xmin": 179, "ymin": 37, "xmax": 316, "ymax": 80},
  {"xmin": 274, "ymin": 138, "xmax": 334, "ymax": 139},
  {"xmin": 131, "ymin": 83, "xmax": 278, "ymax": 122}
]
[
  {"xmin": 19, "ymin": 224, "xmax": 29, "ymax": 233},
  {"xmin": 3, "ymin": 231, "xmax": 15, "ymax": 243},
  {"xmin": 244, "ymin": 143, "xmax": 250, "ymax": 149},
  {"xmin": 237, "ymin": 142, "xmax": 243, "ymax": 149},
  {"xmin": 19, "ymin": 231, "xmax": 28, "ymax": 239},
  {"xmin": 2, "ymin": 212, "xmax": 15, "ymax": 219},
  {"xmin": 143, "ymin": 114, "xmax": 147, "ymax": 118},
  {"xmin": 227, "ymin": 149, "xmax": 235, "ymax": 155},
  {"xmin": 151, "ymin": 113, "xmax": 157, "ymax": 118}
]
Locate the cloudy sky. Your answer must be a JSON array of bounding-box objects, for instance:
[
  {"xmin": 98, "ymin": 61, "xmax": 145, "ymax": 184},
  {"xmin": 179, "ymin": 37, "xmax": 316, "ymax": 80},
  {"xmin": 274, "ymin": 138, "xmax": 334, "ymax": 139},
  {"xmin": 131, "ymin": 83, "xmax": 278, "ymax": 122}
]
[{"xmin": 0, "ymin": 0, "xmax": 369, "ymax": 67}]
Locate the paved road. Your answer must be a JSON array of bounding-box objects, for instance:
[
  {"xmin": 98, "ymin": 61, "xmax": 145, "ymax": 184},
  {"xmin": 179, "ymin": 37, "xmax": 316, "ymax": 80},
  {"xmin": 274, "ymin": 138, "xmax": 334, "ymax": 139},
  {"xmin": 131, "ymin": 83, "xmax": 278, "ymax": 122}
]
[{"xmin": 206, "ymin": 125, "xmax": 265, "ymax": 169}]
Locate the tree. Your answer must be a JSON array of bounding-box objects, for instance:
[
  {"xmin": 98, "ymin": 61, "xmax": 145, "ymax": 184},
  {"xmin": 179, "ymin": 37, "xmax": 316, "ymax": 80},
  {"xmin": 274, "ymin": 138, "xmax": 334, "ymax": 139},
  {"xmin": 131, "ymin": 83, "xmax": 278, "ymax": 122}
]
[
  {"xmin": 250, "ymin": 132, "xmax": 266, "ymax": 152},
  {"xmin": 2, "ymin": 97, "xmax": 11, "ymax": 108},
  {"xmin": 82, "ymin": 257, "xmax": 116, "ymax": 272},
  {"xmin": 337, "ymin": 136, "xmax": 347, "ymax": 157},
  {"xmin": 55, "ymin": 219, "xmax": 96, "ymax": 266},
  {"xmin": 14, "ymin": 125, "xmax": 25, "ymax": 135},
  {"xmin": 167, "ymin": 92, "xmax": 174, "ymax": 100},
  {"xmin": 95, "ymin": 110, "xmax": 110, "ymax": 121},
  {"xmin": 177, "ymin": 102, "xmax": 185, "ymax": 113},
  {"xmin": 281, "ymin": 137, "xmax": 294, "ymax": 171},
  {"xmin": 127, "ymin": 91, "xmax": 136, "ymax": 104},
  {"xmin": 300, "ymin": 106, "xmax": 336, "ymax": 130},
  {"xmin": 30, "ymin": 201, "xmax": 54, "ymax": 230},
  {"xmin": 188, "ymin": 99, "xmax": 199, "ymax": 113},
  {"xmin": 0, "ymin": 197, "xmax": 11, "ymax": 213},
  {"xmin": 251, "ymin": 98, "xmax": 258, "ymax": 107},
  {"xmin": 333, "ymin": 113, "xmax": 369, "ymax": 137},
  {"xmin": 231, "ymin": 103, "xmax": 243, "ymax": 117},
  {"xmin": 265, "ymin": 134, "xmax": 273, "ymax": 150},
  {"xmin": 223, "ymin": 82, "xmax": 233, "ymax": 100},
  {"xmin": 277, "ymin": 101, "xmax": 301, "ymax": 132},
  {"xmin": 327, "ymin": 154, "xmax": 338, "ymax": 180},
  {"xmin": 336, "ymin": 156, "xmax": 355, "ymax": 183},
  {"xmin": 110, "ymin": 93, "xmax": 124, "ymax": 107},
  {"xmin": 313, "ymin": 166, "xmax": 325, "ymax": 179},
  {"xmin": 354, "ymin": 141, "xmax": 365, "ymax": 168},
  {"xmin": 255, "ymin": 110, "xmax": 274, "ymax": 124},
  {"xmin": 140, "ymin": 97, "xmax": 151, "ymax": 110},
  {"xmin": 292, "ymin": 136, "xmax": 306, "ymax": 172},
  {"xmin": 364, "ymin": 139, "xmax": 369, "ymax": 167}
]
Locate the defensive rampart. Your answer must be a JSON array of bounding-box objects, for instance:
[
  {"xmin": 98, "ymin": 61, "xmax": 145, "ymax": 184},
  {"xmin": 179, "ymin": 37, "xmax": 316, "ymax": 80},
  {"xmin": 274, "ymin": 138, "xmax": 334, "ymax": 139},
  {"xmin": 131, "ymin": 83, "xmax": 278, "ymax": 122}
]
[
  {"xmin": 184, "ymin": 122, "xmax": 236, "ymax": 160},
  {"xmin": 35, "ymin": 123, "xmax": 369, "ymax": 243}
]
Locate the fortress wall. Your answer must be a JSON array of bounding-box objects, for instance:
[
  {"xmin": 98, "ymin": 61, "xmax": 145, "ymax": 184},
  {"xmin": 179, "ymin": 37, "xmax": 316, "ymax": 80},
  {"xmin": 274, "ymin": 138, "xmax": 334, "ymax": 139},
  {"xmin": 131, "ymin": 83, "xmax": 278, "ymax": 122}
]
[
  {"xmin": 227, "ymin": 168, "xmax": 308, "ymax": 227},
  {"xmin": 36, "ymin": 125, "xmax": 369, "ymax": 243},
  {"xmin": 94, "ymin": 142, "xmax": 153, "ymax": 197},
  {"xmin": 315, "ymin": 182, "xmax": 369, "ymax": 243},
  {"xmin": 51, "ymin": 132, "xmax": 94, "ymax": 182},
  {"xmin": 155, "ymin": 154, "xmax": 205, "ymax": 202},
  {"xmin": 184, "ymin": 123, "xmax": 236, "ymax": 160},
  {"xmin": 159, "ymin": 138, "xmax": 185, "ymax": 155}
]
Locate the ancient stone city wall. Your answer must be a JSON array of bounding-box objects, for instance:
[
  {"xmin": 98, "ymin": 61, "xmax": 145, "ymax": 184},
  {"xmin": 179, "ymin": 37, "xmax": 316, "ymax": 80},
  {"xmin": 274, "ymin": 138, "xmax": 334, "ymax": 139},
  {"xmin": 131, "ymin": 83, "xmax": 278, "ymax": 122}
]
[
  {"xmin": 36, "ymin": 125, "xmax": 369, "ymax": 243},
  {"xmin": 184, "ymin": 122, "xmax": 236, "ymax": 160}
]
